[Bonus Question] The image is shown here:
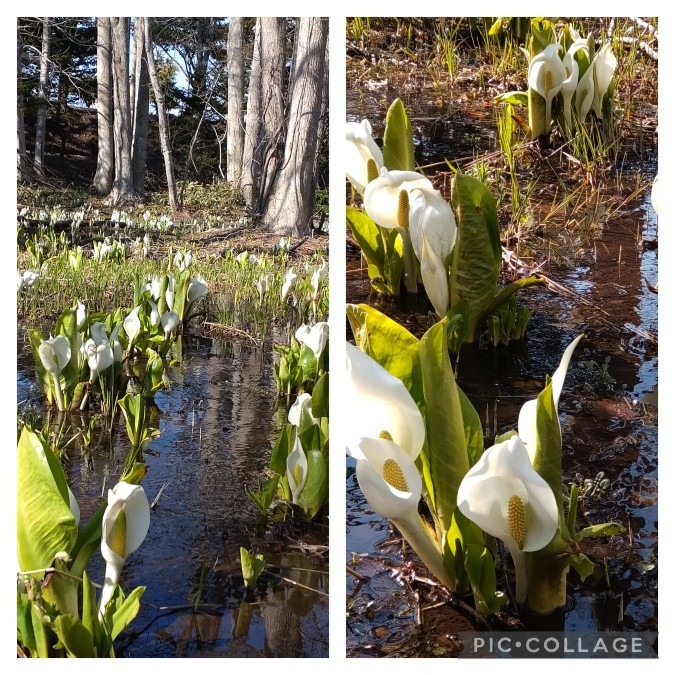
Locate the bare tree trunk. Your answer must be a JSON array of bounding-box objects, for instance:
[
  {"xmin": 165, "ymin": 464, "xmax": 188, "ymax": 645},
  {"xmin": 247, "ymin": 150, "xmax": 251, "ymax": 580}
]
[
  {"xmin": 144, "ymin": 17, "xmax": 178, "ymax": 211},
  {"xmin": 34, "ymin": 17, "xmax": 51, "ymax": 176},
  {"xmin": 257, "ymin": 18, "xmax": 286, "ymax": 210},
  {"xmin": 132, "ymin": 18, "xmax": 149, "ymax": 196},
  {"xmin": 312, "ymin": 34, "xmax": 329, "ymax": 195},
  {"xmin": 226, "ymin": 17, "xmax": 245, "ymax": 187},
  {"xmin": 261, "ymin": 18, "xmax": 328, "ymax": 236},
  {"xmin": 111, "ymin": 17, "xmax": 135, "ymax": 204},
  {"xmin": 94, "ymin": 17, "xmax": 114, "ymax": 195},
  {"xmin": 17, "ymin": 20, "xmax": 30, "ymax": 184},
  {"xmin": 241, "ymin": 18, "xmax": 262, "ymax": 209}
]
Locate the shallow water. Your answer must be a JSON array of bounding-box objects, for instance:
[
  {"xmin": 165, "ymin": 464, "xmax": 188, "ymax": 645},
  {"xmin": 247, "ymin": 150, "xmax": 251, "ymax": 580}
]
[{"xmin": 17, "ymin": 332, "xmax": 328, "ymax": 658}]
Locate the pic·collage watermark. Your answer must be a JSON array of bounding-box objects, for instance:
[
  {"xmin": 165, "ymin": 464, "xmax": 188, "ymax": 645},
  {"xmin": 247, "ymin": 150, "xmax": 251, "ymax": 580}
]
[{"xmin": 459, "ymin": 632, "xmax": 658, "ymax": 658}]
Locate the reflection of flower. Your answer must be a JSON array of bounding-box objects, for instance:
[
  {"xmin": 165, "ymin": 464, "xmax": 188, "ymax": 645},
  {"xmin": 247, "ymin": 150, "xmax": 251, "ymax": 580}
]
[
  {"xmin": 457, "ymin": 436, "xmax": 558, "ymax": 554},
  {"xmin": 286, "ymin": 435, "xmax": 307, "ymax": 503},
  {"xmin": 517, "ymin": 334, "xmax": 583, "ymax": 463},
  {"xmin": 99, "ymin": 482, "xmax": 150, "ymax": 611},
  {"xmin": 346, "ymin": 119, "xmax": 384, "ymax": 194}
]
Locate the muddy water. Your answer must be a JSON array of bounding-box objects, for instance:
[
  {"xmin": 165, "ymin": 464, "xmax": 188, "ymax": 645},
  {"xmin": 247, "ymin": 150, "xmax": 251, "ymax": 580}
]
[
  {"xmin": 17, "ymin": 332, "xmax": 328, "ymax": 658},
  {"xmin": 346, "ymin": 49, "xmax": 657, "ymax": 652}
]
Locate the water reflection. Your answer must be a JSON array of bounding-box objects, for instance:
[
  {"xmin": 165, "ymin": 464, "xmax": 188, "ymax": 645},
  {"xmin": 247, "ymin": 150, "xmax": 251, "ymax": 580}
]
[{"xmin": 17, "ymin": 332, "xmax": 328, "ymax": 658}]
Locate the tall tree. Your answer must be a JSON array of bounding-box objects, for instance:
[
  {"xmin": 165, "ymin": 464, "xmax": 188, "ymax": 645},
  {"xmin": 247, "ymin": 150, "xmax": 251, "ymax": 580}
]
[
  {"xmin": 226, "ymin": 17, "xmax": 245, "ymax": 187},
  {"xmin": 241, "ymin": 19, "xmax": 263, "ymax": 208},
  {"xmin": 110, "ymin": 17, "xmax": 135, "ymax": 204},
  {"xmin": 131, "ymin": 19, "xmax": 150, "ymax": 195},
  {"xmin": 34, "ymin": 17, "xmax": 51, "ymax": 176},
  {"xmin": 143, "ymin": 17, "xmax": 178, "ymax": 211},
  {"xmin": 94, "ymin": 17, "xmax": 114, "ymax": 195},
  {"xmin": 17, "ymin": 20, "xmax": 30, "ymax": 184},
  {"xmin": 261, "ymin": 18, "xmax": 328, "ymax": 236},
  {"xmin": 257, "ymin": 18, "xmax": 286, "ymax": 208}
]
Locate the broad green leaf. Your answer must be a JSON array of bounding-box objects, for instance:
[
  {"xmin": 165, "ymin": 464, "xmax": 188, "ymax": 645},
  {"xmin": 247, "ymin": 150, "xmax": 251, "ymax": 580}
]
[
  {"xmin": 110, "ymin": 586, "xmax": 145, "ymax": 640},
  {"xmin": 298, "ymin": 344, "xmax": 318, "ymax": 383},
  {"xmin": 17, "ymin": 428, "xmax": 78, "ymax": 572},
  {"xmin": 383, "ymin": 98, "xmax": 415, "ymax": 171},
  {"xmin": 246, "ymin": 475, "xmax": 280, "ymax": 513},
  {"xmin": 477, "ymin": 276, "xmax": 544, "ymax": 329},
  {"xmin": 347, "ymin": 303, "xmax": 423, "ymax": 405},
  {"xmin": 297, "ymin": 449, "xmax": 328, "ymax": 519},
  {"xmin": 240, "ymin": 548, "xmax": 265, "ymax": 588},
  {"xmin": 418, "ymin": 319, "xmax": 470, "ymax": 531},
  {"xmin": 312, "ymin": 372, "xmax": 329, "ymax": 418},
  {"xmin": 494, "ymin": 429, "xmax": 518, "ymax": 445},
  {"xmin": 449, "ymin": 173, "xmax": 502, "ymax": 341},
  {"xmin": 382, "ymin": 226, "xmax": 404, "ymax": 293},
  {"xmin": 53, "ymin": 614, "xmax": 95, "ymax": 658},
  {"xmin": 575, "ymin": 522, "xmax": 625, "ymax": 541}
]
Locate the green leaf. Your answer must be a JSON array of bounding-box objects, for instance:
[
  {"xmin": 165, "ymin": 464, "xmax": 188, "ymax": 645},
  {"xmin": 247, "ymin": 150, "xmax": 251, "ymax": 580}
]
[
  {"xmin": 418, "ymin": 319, "xmax": 470, "ymax": 531},
  {"xmin": 464, "ymin": 544, "xmax": 508, "ymax": 616},
  {"xmin": 569, "ymin": 553, "xmax": 596, "ymax": 581},
  {"xmin": 532, "ymin": 379, "xmax": 564, "ymax": 509},
  {"xmin": 31, "ymin": 603, "xmax": 51, "ymax": 657},
  {"xmin": 382, "ymin": 226, "xmax": 404, "ymax": 294},
  {"xmin": 297, "ymin": 449, "xmax": 328, "ymax": 519},
  {"xmin": 17, "ymin": 590, "xmax": 37, "ymax": 655},
  {"xmin": 53, "ymin": 614, "xmax": 95, "ymax": 658},
  {"xmin": 110, "ymin": 586, "xmax": 145, "ymax": 641},
  {"xmin": 494, "ymin": 90, "xmax": 528, "ymax": 106},
  {"xmin": 240, "ymin": 548, "xmax": 265, "ymax": 588},
  {"xmin": 246, "ymin": 475, "xmax": 280, "ymax": 514},
  {"xmin": 575, "ymin": 522, "xmax": 626, "ymax": 541},
  {"xmin": 312, "ymin": 372, "xmax": 329, "ymax": 418},
  {"xmin": 458, "ymin": 387, "xmax": 484, "ymax": 467},
  {"xmin": 383, "ymin": 98, "xmax": 415, "ymax": 171},
  {"xmin": 81, "ymin": 571, "xmax": 103, "ymax": 654},
  {"xmin": 17, "ymin": 428, "xmax": 78, "ymax": 572},
  {"xmin": 69, "ymin": 502, "xmax": 105, "ymax": 579},
  {"xmin": 270, "ymin": 424, "xmax": 293, "ymax": 475},
  {"xmin": 41, "ymin": 556, "xmax": 79, "ymax": 617},
  {"xmin": 346, "ymin": 303, "xmax": 423, "ymax": 405},
  {"xmin": 346, "ymin": 206, "xmax": 385, "ymax": 279},
  {"xmin": 449, "ymin": 173, "xmax": 502, "ymax": 341}
]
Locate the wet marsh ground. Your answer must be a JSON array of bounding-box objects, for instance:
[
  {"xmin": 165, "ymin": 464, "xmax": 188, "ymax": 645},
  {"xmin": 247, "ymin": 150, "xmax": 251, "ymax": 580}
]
[{"xmin": 346, "ymin": 17, "xmax": 657, "ymax": 656}]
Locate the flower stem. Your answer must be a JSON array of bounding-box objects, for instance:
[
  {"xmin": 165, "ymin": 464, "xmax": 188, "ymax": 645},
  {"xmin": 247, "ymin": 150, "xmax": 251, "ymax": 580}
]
[
  {"xmin": 52, "ymin": 374, "xmax": 65, "ymax": 412},
  {"xmin": 512, "ymin": 547, "xmax": 528, "ymax": 604},
  {"xmin": 397, "ymin": 227, "xmax": 418, "ymax": 294},
  {"xmin": 394, "ymin": 513, "xmax": 455, "ymax": 591}
]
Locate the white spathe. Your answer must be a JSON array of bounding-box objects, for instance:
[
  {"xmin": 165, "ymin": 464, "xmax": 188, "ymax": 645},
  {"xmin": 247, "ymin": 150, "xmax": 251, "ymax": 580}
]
[
  {"xmin": 518, "ymin": 334, "xmax": 584, "ymax": 464},
  {"xmin": 286, "ymin": 435, "xmax": 308, "ymax": 503},
  {"xmin": 528, "ymin": 43, "xmax": 567, "ymax": 131},
  {"xmin": 457, "ymin": 436, "xmax": 558, "ymax": 553},
  {"xmin": 38, "ymin": 336, "xmax": 71, "ymax": 376},
  {"xmin": 295, "ymin": 322, "xmax": 329, "ymax": 363},
  {"xmin": 363, "ymin": 168, "xmax": 433, "ymax": 231},
  {"xmin": 345, "ymin": 342, "xmax": 424, "ymax": 461},
  {"xmin": 99, "ymin": 482, "xmax": 150, "ymax": 611},
  {"xmin": 346, "ymin": 119, "xmax": 384, "ymax": 194}
]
